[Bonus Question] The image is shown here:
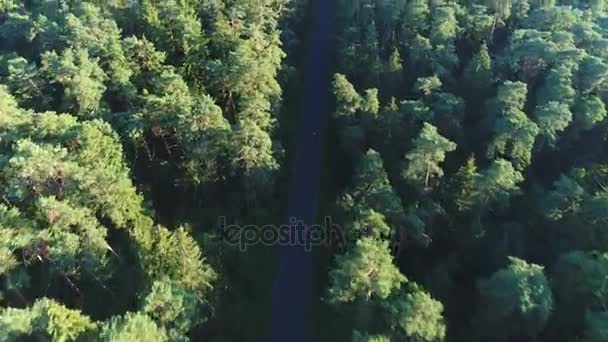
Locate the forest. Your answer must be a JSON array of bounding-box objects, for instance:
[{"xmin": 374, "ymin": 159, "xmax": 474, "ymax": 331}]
[{"xmin": 1, "ymin": 0, "xmax": 608, "ymax": 342}]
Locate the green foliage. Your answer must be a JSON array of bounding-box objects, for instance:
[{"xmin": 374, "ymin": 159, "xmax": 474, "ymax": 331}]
[
  {"xmin": 403, "ymin": 0, "xmax": 430, "ymax": 36},
  {"xmin": 552, "ymin": 251, "xmax": 608, "ymax": 318},
  {"xmin": 136, "ymin": 1, "xmax": 203, "ymax": 65},
  {"xmin": 6, "ymin": 1, "xmax": 608, "ymax": 341},
  {"xmin": 62, "ymin": 3, "xmax": 133, "ymax": 89},
  {"xmin": 542, "ymin": 174, "xmax": 586, "ymax": 220},
  {"xmin": 386, "ymin": 289, "xmax": 446, "ymax": 342},
  {"xmin": 40, "ymin": 48, "xmax": 107, "ymax": 117},
  {"xmin": 452, "ymin": 156, "xmax": 480, "ymax": 212},
  {"xmin": 463, "ymin": 42, "xmax": 493, "ymax": 91},
  {"xmin": 430, "ymin": 6, "xmax": 458, "ymax": 45},
  {"xmin": 487, "ymin": 81, "xmax": 539, "ymax": 169},
  {"xmin": 536, "ymin": 64, "xmax": 576, "ymax": 106},
  {"xmin": 415, "ymin": 75, "xmax": 442, "ymax": 96},
  {"xmin": 362, "ymin": 88, "xmax": 380, "ymax": 115},
  {"xmin": 403, "ymin": 122, "xmax": 456, "ymax": 190},
  {"xmin": 513, "ymin": 0, "xmax": 532, "ymax": 20},
  {"xmin": 347, "ymin": 150, "xmax": 405, "ymax": 229},
  {"xmin": 330, "ymin": 1, "xmax": 608, "ymax": 341},
  {"xmin": 142, "ymin": 278, "xmax": 202, "ymax": 341},
  {"xmin": 0, "ymin": 70, "xmax": 214, "ymax": 339},
  {"xmin": 534, "ymin": 101, "xmax": 572, "ymax": 144},
  {"xmin": 233, "ymin": 119, "xmax": 278, "ymax": 172},
  {"xmin": 328, "ymin": 238, "xmax": 406, "ymax": 304},
  {"xmin": 574, "ymin": 95, "xmax": 607, "ymax": 130},
  {"xmin": 0, "ymin": 91, "xmax": 152, "ymax": 282},
  {"xmin": 476, "ymin": 257, "xmax": 553, "ymax": 341},
  {"xmin": 472, "ymin": 159, "xmax": 524, "ymax": 211},
  {"xmin": 334, "ymin": 73, "xmax": 362, "ymax": 117},
  {"xmin": 577, "ymin": 55, "xmax": 608, "ymax": 95},
  {"xmin": 140, "ymin": 226, "xmax": 216, "ymax": 296},
  {"xmin": 0, "ymin": 298, "xmax": 96, "ymax": 342},
  {"xmin": 352, "ymin": 331, "xmax": 392, "ymax": 342},
  {"xmin": 387, "ymin": 49, "xmax": 403, "ymax": 73},
  {"xmin": 352, "ymin": 209, "xmax": 392, "ymax": 241},
  {"xmin": 100, "ymin": 312, "xmax": 167, "ymax": 342},
  {"xmin": 0, "ymin": 0, "xmax": 285, "ymax": 190}
]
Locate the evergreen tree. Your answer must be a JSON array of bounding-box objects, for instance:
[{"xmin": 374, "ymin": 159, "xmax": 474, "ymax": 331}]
[
  {"xmin": 334, "ymin": 73, "xmax": 363, "ymax": 117},
  {"xmin": 463, "ymin": 42, "xmax": 493, "ymax": 92},
  {"xmin": 385, "ymin": 287, "xmax": 446, "ymax": 342},
  {"xmin": 487, "ymin": 81, "xmax": 539, "ymax": 169},
  {"xmin": 452, "ymin": 156, "xmax": 480, "ymax": 212},
  {"xmin": 472, "ymin": 159, "xmax": 524, "ymax": 212},
  {"xmin": 475, "ymin": 257, "xmax": 553, "ymax": 341},
  {"xmin": 100, "ymin": 312, "xmax": 168, "ymax": 342},
  {"xmin": 403, "ymin": 122, "xmax": 456, "ymax": 190},
  {"xmin": 328, "ymin": 237, "xmax": 406, "ymax": 304},
  {"xmin": 552, "ymin": 251, "xmax": 608, "ymax": 330},
  {"xmin": 0, "ymin": 298, "xmax": 96, "ymax": 342}
]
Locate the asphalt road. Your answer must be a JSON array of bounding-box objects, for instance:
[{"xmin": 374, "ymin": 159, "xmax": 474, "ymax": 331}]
[{"xmin": 267, "ymin": 1, "xmax": 333, "ymax": 341}]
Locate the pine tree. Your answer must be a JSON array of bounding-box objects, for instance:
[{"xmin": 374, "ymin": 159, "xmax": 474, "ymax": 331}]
[
  {"xmin": 328, "ymin": 237, "xmax": 406, "ymax": 304},
  {"xmin": 39, "ymin": 48, "xmax": 107, "ymax": 117},
  {"xmin": 361, "ymin": 88, "xmax": 380, "ymax": 116},
  {"xmin": 350, "ymin": 150, "xmax": 405, "ymax": 227},
  {"xmin": 387, "ymin": 48, "xmax": 403, "ymax": 73},
  {"xmin": 463, "ymin": 42, "xmax": 493, "ymax": 92},
  {"xmin": 385, "ymin": 287, "xmax": 446, "ymax": 342},
  {"xmin": 472, "ymin": 159, "xmax": 524, "ymax": 212},
  {"xmin": 452, "ymin": 156, "xmax": 480, "ymax": 212},
  {"xmin": 143, "ymin": 278, "xmax": 203, "ymax": 341},
  {"xmin": 534, "ymin": 101, "xmax": 572, "ymax": 145},
  {"xmin": 0, "ymin": 298, "xmax": 96, "ymax": 342},
  {"xmin": 403, "ymin": 0, "xmax": 430, "ymax": 37},
  {"xmin": 403, "ymin": 123, "xmax": 456, "ymax": 190},
  {"xmin": 475, "ymin": 257, "xmax": 553, "ymax": 341},
  {"xmin": 552, "ymin": 251, "xmax": 608, "ymax": 329},
  {"xmin": 415, "ymin": 75, "xmax": 442, "ymax": 96},
  {"xmin": 430, "ymin": 6, "xmax": 458, "ymax": 45},
  {"xmin": 334, "ymin": 73, "xmax": 362, "ymax": 117},
  {"xmin": 574, "ymin": 95, "xmax": 607, "ymax": 131},
  {"xmin": 487, "ymin": 81, "xmax": 539, "ymax": 169},
  {"xmin": 100, "ymin": 312, "xmax": 168, "ymax": 342},
  {"xmin": 542, "ymin": 174, "xmax": 586, "ymax": 221}
]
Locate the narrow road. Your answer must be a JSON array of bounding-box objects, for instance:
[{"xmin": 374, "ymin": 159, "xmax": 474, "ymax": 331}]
[{"xmin": 268, "ymin": 1, "xmax": 333, "ymax": 342}]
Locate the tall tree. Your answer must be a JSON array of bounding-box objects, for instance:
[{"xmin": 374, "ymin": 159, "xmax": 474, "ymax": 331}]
[
  {"xmin": 334, "ymin": 73, "xmax": 363, "ymax": 117},
  {"xmin": 487, "ymin": 81, "xmax": 539, "ymax": 169},
  {"xmin": 552, "ymin": 251, "xmax": 608, "ymax": 334},
  {"xmin": 0, "ymin": 298, "xmax": 96, "ymax": 341},
  {"xmin": 402, "ymin": 122, "xmax": 456, "ymax": 190},
  {"xmin": 328, "ymin": 237, "xmax": 406, "ymax": 304},
  {"xmin": 472, "ymin": 158, "xmax": 524, "ymax": 212},
  {"xmin": 475, "ymin": 257, "xmax": 553, "ymax": 341},
  {"xmin": 384, "ymin": 287, "xmax": 446, "ymax": 342},
  {"xmin": 463, "ymin": 42, "xmax": 494, "ymax": 93}
]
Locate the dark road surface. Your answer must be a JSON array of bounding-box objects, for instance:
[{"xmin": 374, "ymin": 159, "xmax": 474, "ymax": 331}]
[{"xmin": 268, "ymin": 1, "xmax": 333, "ymax": 342}]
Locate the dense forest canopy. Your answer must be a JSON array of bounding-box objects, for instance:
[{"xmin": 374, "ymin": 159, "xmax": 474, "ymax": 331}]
[
  {"xmin": 0, "ymin": 1, "xmax": 294, "ymax": 340},
  {"xmin": 2, "ymin": 0, "xmax": 608, "ymax": 342},
  {"xmin": 326, "ymin": 0, "xmax": 608, "ymax": 341}
]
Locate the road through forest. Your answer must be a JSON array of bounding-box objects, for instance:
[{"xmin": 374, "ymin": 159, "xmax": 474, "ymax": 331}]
[{"xmin": 268, "ymin": 1, "xmax": 333, "ymax": 342}]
